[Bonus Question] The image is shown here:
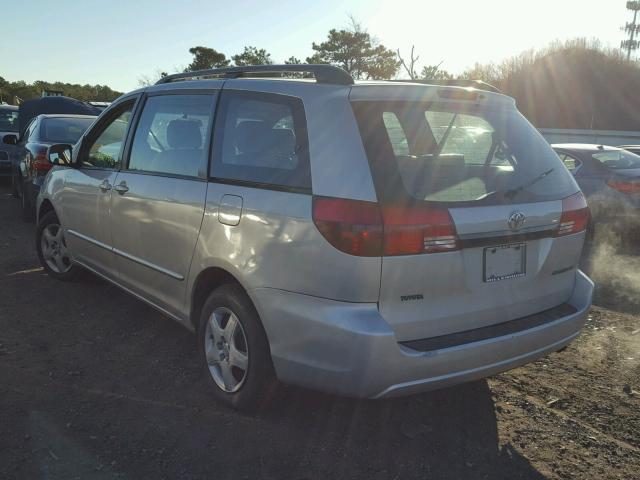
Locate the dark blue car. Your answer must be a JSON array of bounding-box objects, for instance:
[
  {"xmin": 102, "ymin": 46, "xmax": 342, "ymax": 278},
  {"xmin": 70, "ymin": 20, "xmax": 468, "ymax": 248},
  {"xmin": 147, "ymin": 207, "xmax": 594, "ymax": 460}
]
[{"xmin": 552, "ymin": 143, "xmax": 640, "ymax": 230}]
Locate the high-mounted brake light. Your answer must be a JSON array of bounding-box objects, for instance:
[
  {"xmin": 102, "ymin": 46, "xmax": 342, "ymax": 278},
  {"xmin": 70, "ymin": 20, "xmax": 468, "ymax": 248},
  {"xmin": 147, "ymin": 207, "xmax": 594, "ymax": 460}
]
[
  {"xmin": 312, "ymin": 196, "xmax": 459, "ymax": 256},
  {"xmin": 556, "ymin": 192, "xmax": 590, "ymax": 237}
]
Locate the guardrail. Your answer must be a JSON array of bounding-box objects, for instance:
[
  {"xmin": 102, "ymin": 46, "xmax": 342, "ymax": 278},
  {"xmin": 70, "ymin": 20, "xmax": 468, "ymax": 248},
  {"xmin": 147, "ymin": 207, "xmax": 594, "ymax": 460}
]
[{"xmin": 539, "ymin": 128, "xmax": 640, "ymax": 147}]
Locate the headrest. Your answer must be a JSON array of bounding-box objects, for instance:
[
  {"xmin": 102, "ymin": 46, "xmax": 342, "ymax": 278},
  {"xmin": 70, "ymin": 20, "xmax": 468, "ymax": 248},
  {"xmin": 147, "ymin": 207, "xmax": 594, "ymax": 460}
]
[
  {"xmin": 270, "ymin": 129, "xmax": 296, "ymax": 156},
  {"xmin": 235, "ymin": 120, "xmax": 271, "ymax": 154},
  {"xmin": 166, "ymin": 119, "xmax": 202, "ymax": 149}
]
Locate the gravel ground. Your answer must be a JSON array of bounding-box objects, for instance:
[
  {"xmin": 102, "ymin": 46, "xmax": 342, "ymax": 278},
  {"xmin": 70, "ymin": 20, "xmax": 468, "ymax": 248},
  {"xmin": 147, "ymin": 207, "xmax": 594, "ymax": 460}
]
[{"xmin": 0, "ymin": 182, "xmax": 639, "ymax": 479}]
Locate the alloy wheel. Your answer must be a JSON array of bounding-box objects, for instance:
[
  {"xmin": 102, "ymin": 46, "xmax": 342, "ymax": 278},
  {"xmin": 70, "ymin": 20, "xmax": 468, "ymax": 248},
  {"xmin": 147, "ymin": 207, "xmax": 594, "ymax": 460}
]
[
  {"xmin": 40, "ymin": 223, "xmax": 72, "ymax": 274},
  {"xmin": 204, "ymin": 307, "xmax": 249, "ymax": 393}
]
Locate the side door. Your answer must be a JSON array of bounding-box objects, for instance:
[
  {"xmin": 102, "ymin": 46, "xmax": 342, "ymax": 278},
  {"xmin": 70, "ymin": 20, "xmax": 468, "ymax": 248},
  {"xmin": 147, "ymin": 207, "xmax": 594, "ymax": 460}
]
[
  {"xmin": 109, "ymin": 91, "xmax": 217, "ymax": 318},
  {"xmin": 59, "ymin": 99, "xmax": 138, "ymax": 278},
  {"xmin": 201, "ymin": 89, "xmax": 315, "ymax": 294}
]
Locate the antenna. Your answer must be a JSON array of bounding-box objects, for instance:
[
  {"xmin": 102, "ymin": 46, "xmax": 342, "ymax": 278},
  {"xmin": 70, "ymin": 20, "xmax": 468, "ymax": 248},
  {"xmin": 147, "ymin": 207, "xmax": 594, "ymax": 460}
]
[{"xmin": 622, "ymin": 1, "xmax": 640, "ymax": 60}]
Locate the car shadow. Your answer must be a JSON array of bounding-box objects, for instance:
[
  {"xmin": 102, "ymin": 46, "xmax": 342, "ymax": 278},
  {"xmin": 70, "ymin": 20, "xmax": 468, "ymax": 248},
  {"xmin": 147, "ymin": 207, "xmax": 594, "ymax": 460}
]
[{"xmin": 256, "ymin": 381, "xmax": 546, "ymax": 480}]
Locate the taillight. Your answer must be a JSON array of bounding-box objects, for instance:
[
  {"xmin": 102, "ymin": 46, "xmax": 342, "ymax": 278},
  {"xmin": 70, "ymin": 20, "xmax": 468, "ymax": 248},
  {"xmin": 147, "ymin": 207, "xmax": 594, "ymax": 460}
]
[
  {"xmin": 312, "ymin": 197, "xmax": 383, "ymax": 256},
  {"xmin": 607, "ymin": 178, "xmax": 640, "ymax": 195},
  {"xmin": 556, "ymin": 192, "xmax": 590, "ymax": 237},
  {"xmin": 382, "ymin": 205, "xmax": 459, "ymax": 255},
  {"xmin": 32, "ymin": 146, "xmax": 51, "ymax": 172},
  {"xmin": 312, "ymin": 196, "xmax": 459, "ymax": 256}
]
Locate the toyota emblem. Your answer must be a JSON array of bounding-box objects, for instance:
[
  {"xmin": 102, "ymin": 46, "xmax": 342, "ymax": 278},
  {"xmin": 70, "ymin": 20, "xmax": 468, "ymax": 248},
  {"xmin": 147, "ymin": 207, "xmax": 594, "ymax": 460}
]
[{"xmin": 508, "ymin": 211, "xmax": 526, "ymax": 231}]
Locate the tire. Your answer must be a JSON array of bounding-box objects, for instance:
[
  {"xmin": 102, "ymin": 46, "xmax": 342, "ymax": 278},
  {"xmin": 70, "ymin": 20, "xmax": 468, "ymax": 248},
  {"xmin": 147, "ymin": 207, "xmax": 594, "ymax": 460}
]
[
  {"xmin": 36, "ymin": 210, "xmax": 79, "ymax": 281},
  {"xmin": 11, "ymin": 174, "xmax": 19, "ymax": 198},
  {"xmin": 21, "ymin": 183, "xmax": 35, "ymax": 223},
  {"xmin": 197, "ymin": 283, "xmax": 279, "ymax": 411}
]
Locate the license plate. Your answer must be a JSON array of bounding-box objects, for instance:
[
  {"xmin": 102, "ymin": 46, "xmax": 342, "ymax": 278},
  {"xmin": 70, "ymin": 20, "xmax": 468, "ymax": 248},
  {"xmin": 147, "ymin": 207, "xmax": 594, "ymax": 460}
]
[{"xmin": 484, "ymin": 243, "xmax": 526, "ymax": 282}]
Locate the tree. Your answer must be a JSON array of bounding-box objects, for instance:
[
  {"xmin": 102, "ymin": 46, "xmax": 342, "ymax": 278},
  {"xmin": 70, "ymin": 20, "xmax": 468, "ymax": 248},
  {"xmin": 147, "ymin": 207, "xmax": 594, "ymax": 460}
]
[
  {"xmin": 0, "ymin": 78, "xmax": 122, "ymax": 104},
  {"xmin": 307, "ymin": 18, "xmax": 399, "ymax": 79},
  {"xmin": 397, "ymin": 46, "xmax": 452, "ymax": 81},
  {"xmin": 185, "ymin": 46, "xmax": 230, "ymax": 72},
  {"xmin": 397, "ymin": 46, "xmax": 419, "ymax": 79},
  {"xmin": 232, "ymin": 46, "xmax": 273, "ymax": 66},
  {"xmin": 420, "ymin": 63, "xmax": 453, "ymax": 80},
  {"xmin": 284, "ymin": 56, "xmax": 302, "ymax": 64},
  {"xmin": 138, "ymin": 70, "xmax": 169, "ymax": 87}
]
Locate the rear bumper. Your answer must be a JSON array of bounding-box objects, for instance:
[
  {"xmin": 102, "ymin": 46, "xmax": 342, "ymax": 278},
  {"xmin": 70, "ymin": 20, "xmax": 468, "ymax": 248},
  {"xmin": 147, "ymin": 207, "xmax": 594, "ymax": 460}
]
[{"xmin": 252, "ymin": 269, "xmax": 593, "ymax": 399}]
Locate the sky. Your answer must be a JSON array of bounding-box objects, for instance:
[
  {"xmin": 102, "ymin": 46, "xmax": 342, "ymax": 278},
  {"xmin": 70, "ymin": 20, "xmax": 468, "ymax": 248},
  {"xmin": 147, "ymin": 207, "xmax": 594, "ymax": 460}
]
[{"xmin": 0, "ymin": 0, "xmax": 632, "ymax": 92}]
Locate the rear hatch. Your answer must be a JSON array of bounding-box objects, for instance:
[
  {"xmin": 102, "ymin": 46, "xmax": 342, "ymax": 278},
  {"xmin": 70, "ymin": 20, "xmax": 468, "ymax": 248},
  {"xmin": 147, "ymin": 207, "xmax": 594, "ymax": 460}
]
[{"xmin": 351, "ymin": 87, "xmax": 588, "ymax": 341}]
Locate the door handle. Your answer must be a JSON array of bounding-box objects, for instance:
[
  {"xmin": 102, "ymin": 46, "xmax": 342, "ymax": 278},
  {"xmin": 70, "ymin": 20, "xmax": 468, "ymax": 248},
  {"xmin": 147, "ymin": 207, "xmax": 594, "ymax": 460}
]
[
  {"xmin": 99, "ymin": 180, "xmax": 112, "ymax": 192},
  {"xmin": 114, "ymin": 182, "xmax": 129, "ymax": 194}
]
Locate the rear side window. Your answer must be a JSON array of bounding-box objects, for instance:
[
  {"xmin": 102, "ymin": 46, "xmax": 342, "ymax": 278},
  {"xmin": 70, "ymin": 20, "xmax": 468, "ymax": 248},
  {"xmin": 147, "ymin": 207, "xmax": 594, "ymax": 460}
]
[
  {"xmin": 352, "ymin": 101, "xmax": 577, "ymax": 205},
  {"xmin": 592, "ymin": 150, "xmax": 640, "ymax": 170},
  {"xmin": 211, "ymin": 91, "xmax": 311, "ymax": 191},
  {"xmin": 128, "ymin": 94, "xmax": 215, "ymax": 178},
  {"xmin": 382, "ymin": 112, "xmax": 409, "ymax": 156},
  {"xmin": 557, "ymin": 152, "xmax": 581, "ymax": 173}
]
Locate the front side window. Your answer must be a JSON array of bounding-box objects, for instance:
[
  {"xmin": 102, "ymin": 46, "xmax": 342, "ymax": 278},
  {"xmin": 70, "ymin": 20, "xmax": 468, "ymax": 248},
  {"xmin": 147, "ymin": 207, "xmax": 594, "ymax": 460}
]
[
  {"xmin": 211, "ymin": 91, "xmax": 311, "ymax": 190},
  {"xmin": 128, "ymin": 94, "xmax": 215, "ymax": 178},
  {"xmin": 352, "ymin": 101, "xmax": 577, "ymax": 205},
  {"xmin": 41, "ymin": 117, "xmax": 94, "ymax": 144},
  {"xmin": 84, "ymin": 103, "xmax": 134, "ymax": 169}
]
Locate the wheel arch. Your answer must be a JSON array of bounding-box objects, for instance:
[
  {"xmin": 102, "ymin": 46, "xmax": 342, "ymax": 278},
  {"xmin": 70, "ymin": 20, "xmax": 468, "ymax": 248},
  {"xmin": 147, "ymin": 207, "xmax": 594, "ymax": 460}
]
[
  {"xmin": 189, "ymin": 266, "xmax": 256, "ymax": 330},
  {"xmin": 37, "ymin": 199, "xmax": 56, "ymax": 224}
]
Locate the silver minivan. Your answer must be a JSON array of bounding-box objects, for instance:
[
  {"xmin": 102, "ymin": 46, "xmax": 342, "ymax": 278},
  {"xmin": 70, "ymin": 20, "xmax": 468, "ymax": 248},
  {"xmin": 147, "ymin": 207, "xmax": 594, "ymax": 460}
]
[{"xmin": 36, "ymin": 65, "xmax": 593, "ymax": 410}]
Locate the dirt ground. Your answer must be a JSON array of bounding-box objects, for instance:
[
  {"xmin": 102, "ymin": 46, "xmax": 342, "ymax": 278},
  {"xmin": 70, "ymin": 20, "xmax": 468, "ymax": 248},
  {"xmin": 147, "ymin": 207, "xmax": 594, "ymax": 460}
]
[{"xmin": 1, "ymin": 182, "xmax": 639, "ymax": 480}]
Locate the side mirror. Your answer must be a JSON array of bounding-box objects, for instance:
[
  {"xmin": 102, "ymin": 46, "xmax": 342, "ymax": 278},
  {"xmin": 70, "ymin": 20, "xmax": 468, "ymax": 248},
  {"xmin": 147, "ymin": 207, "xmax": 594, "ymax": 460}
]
[
  {"xmin": 2, "ymin": 134, "xmax": 17, "ymax": 145},
  {"xmin": 48, "ymin": 144, "xmax": 73, "ymax": 166}
]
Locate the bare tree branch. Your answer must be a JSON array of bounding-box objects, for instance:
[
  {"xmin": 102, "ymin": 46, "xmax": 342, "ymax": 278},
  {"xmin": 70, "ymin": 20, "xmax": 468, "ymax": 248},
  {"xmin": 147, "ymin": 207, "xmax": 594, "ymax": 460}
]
[{"xmin": 397, "ymin": 45, "xmax": 420, "ymax": 79}]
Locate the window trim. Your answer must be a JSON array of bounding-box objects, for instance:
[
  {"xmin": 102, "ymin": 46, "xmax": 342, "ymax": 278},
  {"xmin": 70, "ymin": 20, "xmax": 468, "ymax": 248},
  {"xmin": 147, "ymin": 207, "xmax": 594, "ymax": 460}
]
[
  {"xmin": 121, "ymin": 91, "xmax": 218, "ymax": 180},
  {"xmin": 209, "ymin": 89, "xmax": 312, "ymax": 194},
  {"xmin": 78, "ymin": 95, "xmax": 141, "ymax": 171}
]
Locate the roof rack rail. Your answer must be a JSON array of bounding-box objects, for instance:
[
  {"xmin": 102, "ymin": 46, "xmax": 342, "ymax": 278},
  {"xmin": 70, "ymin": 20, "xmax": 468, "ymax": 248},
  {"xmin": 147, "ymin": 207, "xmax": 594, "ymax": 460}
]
[
  {"xmin": 156, "ymin": 64, "xmax": 354, "ymax": 86},
  {"xmin": 390, "ymin": 78, "xmax": 502, "ymax": 94}
]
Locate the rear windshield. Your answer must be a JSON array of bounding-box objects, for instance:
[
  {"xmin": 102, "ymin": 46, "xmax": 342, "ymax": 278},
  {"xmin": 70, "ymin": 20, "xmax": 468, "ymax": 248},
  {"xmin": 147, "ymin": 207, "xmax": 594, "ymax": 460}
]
[
  {"xmin": 592, "ymin": 150, "xmax": 640, "ymax": 170},
  {"xmin": 0, "ymin": 108, "xmax": 19, "ymax": 132},
  {"xmin": 41, "ymin": 117, "xmax": 94, "ymax": 144},
  {"xmin": 352, "ymin": 101, "xmax": 578, "ymax": 205}
]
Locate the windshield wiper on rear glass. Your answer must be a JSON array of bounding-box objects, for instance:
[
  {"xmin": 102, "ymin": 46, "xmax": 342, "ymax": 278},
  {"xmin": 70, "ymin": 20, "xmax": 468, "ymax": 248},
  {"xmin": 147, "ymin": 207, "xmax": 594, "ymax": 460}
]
[{"xmin": 504, "ymin": 168, "xmax": 555, "ymax": 199}]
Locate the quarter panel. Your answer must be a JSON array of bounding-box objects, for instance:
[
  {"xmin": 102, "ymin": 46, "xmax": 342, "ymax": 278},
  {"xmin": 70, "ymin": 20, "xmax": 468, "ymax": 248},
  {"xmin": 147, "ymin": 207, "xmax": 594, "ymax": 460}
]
[{"xmin": 188, "ymin": 182, "xmax": 382, "ymax": 307}]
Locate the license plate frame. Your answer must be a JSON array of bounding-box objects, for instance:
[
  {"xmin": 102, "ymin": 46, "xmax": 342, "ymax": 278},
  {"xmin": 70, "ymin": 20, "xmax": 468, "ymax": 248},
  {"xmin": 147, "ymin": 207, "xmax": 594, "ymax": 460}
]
[{"xmin": 483, "ymin": 243, "xmax": 526, "ymax": 283}]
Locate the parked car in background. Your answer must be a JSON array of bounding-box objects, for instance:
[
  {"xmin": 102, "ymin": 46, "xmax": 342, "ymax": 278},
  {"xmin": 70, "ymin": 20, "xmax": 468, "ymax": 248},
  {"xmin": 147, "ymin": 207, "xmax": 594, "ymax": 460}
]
[
  {"xmin": 36, "ymin": 65, "xmax": 592, "ymax": 411},
  {"xmin": 552, "ymin": 143, "xmax": 640, "ymax": 230},
  {"xmin": 0, "ymin": 104, "xmax": 19, "ymax": 179},
  {"xmin": 618, "ymin": 145, "xmax": 640, "ymax": 156},
  {"xmin": 4, "ymin": 114, "xmax": 96, "ymax": 220}
]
